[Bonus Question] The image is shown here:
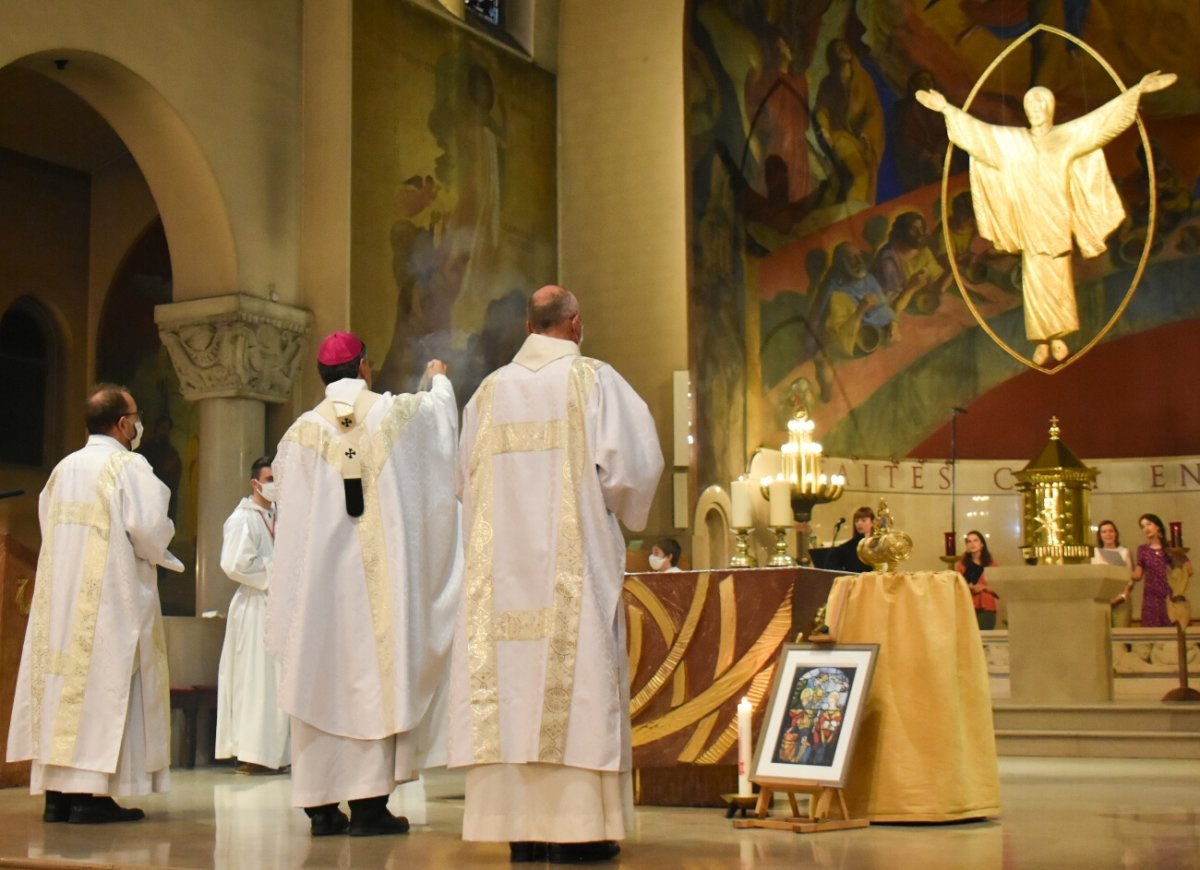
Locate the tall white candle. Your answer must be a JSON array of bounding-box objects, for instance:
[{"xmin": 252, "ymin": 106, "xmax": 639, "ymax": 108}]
[
  {"xmin": 731, "ymin": 479, "xmax": 752, "ymax": 528},
  {"xmin": 737, "ymin": 696, "xmax": 753, "ymax": 797},
  {"xmin": 768, "ymin": 478, "xmax": 792, "ymax": 527}
]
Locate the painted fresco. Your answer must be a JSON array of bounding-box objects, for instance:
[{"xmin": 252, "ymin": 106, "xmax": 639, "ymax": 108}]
[
  {"xmin": 687, "ymin": 0, "xmax": 1200, "ymax": 490},
  {"xmin": 352, "ymin": 0, "xmax": 556, "ymax": 403}
]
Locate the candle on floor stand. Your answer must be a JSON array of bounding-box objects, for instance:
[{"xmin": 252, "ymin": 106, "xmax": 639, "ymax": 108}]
[{"xmin": 736, "ymin": 696, "xmax": 753, "ymax": 797}]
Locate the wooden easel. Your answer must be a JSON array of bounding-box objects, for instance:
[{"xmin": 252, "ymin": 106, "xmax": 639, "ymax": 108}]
[{"xmin": 732, "ymin": 778, "xmax": 868, "ymax": 833}]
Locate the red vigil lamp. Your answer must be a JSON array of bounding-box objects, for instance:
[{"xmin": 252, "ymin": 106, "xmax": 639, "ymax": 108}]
[
  {"xmin": 944, "ymin": 532, "xmax": 957, "ymax": 557},
  {"xmin": 1169, "ymin": 522, "xmax": 1183, "ymax": 549}
]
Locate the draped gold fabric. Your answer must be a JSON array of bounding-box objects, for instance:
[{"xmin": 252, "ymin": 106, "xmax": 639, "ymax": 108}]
[{"xmin": 826, "ymin": 570, "xmax": 1000, "ymax": 821}]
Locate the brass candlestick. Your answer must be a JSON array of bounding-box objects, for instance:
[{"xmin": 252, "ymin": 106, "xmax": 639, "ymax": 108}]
[
  {"xmin": 730, "ymin": 528, "xmax": 758, "ymax": 568},
  {"xmin": 766, "ymin": 526, "xmax": 794, "ymax": 567}
]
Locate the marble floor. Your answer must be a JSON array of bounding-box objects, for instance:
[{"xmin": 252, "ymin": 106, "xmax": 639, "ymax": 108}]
[{"xmin": 0, "ymin": 758, "xmax": 1197, "ymax": 869}]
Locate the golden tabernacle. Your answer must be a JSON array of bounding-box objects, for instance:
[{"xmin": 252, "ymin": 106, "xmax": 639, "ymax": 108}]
[{"xmin": 1014, "ymin": 417, "xmax": 1098, "ymax": 564}]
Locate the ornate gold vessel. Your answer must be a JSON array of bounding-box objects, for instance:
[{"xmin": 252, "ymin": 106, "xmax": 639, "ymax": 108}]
[
  {"xmin": 1013, "ymin": 417, "xmax": 1097, "ymax": 564},
  {"xmin": 857, "ymin": 500, "xmax": 913, "ymax": 570}
]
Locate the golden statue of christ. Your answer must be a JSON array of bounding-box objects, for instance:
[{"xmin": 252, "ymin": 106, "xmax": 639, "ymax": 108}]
[{"xmin": 916, "ymin": 71, "xmax": 1176, "ymax": 366}]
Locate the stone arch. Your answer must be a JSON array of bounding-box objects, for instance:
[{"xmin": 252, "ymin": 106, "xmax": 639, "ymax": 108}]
[{"xmin": 8, "ymin": 49, "xmax": 238, "ymax": 300}]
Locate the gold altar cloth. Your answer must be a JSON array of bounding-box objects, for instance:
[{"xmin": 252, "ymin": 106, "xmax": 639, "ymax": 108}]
[{"xmin": 825, "ymin": 570, "xmax": 1000, "ymax": 821}]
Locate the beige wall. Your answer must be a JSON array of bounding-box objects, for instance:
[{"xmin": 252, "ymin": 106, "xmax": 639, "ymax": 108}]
[
  {"xmin": 558, "ymin": 0, "xmax": 689, "ymax": 543},
  {"xmin": 0, "ymin": 0, "xmax": 303, "ymax": 305}
]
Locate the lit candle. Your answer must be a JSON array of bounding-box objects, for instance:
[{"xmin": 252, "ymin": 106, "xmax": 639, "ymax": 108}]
[
  {"xmin": 731, "ymin": 478, "xmax": 752, "ymax": 528},
  {"xmin": 781, "ymin": 443, "xmax": 797, "ymax": 483},
  {"xmin": 1170, "ymin": 522, "xmax": 1183, "ymax": 548},
  {"xmin": 768, "ymin": 478, "xmax": 792, "ymax": 527},
  {"xmin": 944, "ymin": 532, "xmax": 956, "ymax": 557},
  {"xmin": 737, "ymin": 696, "xmax": 753, "ymax": 797}
]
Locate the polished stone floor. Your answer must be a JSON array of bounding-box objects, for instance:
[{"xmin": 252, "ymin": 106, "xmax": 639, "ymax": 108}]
[{"xmin": 0, "ymin": 758, "xmax": 1197, "ymax": 869}]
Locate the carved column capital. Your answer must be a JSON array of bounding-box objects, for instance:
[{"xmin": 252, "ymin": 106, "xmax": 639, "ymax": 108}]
[{"xmin": 154, "ymin": 294, "xmax": 313, "ymax": 403}]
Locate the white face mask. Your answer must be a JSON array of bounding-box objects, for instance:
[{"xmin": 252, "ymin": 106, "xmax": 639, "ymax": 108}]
[
  {"xmin": 130, "ymin": 419, "xmax": 144, "ymax": 451},
  {"xmin": 648, "ymin": 554, "xmax": 666, "ymax": 571},
  {"xmin": 258, "ymin": 481, "xmax": 279, "ymax": 503}
]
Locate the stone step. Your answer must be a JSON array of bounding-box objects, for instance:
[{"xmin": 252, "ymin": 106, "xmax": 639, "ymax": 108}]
[
  {"xmin": 992, "ymin": 703, "xmax": 1200, "ymax": 758},
  {"xmin": 993, "ymin": 703, "xmax": 1200, "ymax": 733},
  {"xmin": 996, "ymin": 730, "xmax": 1200, "ymax": 759}
]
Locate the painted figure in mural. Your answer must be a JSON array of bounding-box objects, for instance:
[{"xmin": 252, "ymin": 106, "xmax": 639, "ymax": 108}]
[
  {"xmin": 379, "ymin": 58, "xmax": 521, "ymax": 398},
  {"xmin": 871, "ymin": 211, "xmax": 951, "ymax": 316},
  {"xmin": 889, "ymin": 69, "xmax": 952, "ymax": 194},
  {"xmin": 1119, "ymin": 141, "xmax": 1192, "ymax": 236},
  {"xmin": 916, "ymin": 71, "xmax": 1177, "ymax": 366},
  {"xmin": 444, "ymin": 64, "xmax": 505, "ymax": 337},
  {"xmin": 814, "ymin": 39, "xmax": 885, "ymax": 206},
  {"xmin": 138, "ymin": 415, "xmax": 182, "ymax": 520},
  {"xmin": 716, "ymin": 146, "xmax": 827, "ymax": 250},
  {"xmin": 822, "ymin": 243, "xmax": 897, "ymax": 356}
]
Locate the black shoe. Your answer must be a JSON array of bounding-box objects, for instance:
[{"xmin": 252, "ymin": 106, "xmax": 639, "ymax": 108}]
[
  {"xmin": 348, "ymin": 810, "xmax": 409, "ymax": 837},
  {"xmin": 306, "ymin": 806, "xmax": 349, "ymax": 836},
  {"xmin": 43, "ymin": 791, "xmax": 78, "ymax": 823},
  {"xmin": 67, "ymin": 796, "xmax": 145, "ymax": 824},
  {"xmin": 511, "ymin": 841, "xmax": 549, "ymax": 862},
  {"xmin": 348, "ymin": 794, "xmax": 409, "ymax": 837},
  {"xmin": 548, "ymin": 841, "xmax": 621, "ymax": 864}
]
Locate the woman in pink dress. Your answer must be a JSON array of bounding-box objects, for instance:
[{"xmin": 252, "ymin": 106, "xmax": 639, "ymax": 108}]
[{"xmin": 1131, "ymin": 513, "xmax": 1192, "ymax": 627}]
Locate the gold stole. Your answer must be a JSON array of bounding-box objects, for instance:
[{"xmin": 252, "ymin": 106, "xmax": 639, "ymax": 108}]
[{"xmin": 464, "ymin": 357, "xmax": 601, "ymax": 763}]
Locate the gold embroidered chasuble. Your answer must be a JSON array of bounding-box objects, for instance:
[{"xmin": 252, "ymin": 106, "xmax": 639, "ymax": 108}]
[
  {"xmin": 267, "ymin": 376, "xmax": 460, "ymax": 745},
  {"xmin": 449, "ymin": 335, "xmax": 664, "ymax": 772},
  {"xmin": 7, "ymin": 435, "xmax": 174, "ymax": 775}
]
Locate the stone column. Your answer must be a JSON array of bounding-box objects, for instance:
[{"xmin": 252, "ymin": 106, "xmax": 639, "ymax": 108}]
[{"xmin": 155, "ymin": 294, "xmax": 312, "ymax": 615}]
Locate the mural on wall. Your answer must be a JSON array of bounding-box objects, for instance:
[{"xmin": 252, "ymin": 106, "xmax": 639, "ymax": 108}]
[
  {"xmin": 96, "ymin": 219, "xmax": 198, "ymax": 616},
  {"xmin": 352, "ymin": 0, "xmax": 556, "ymax": 403},
  {"xmin": 687, "ymin": 0, "xmax": 1200, "ymax": 491}
]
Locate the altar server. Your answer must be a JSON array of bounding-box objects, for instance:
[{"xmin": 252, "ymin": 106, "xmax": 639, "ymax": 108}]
[
  {"xmin": 451, "ymin": 286, "xmax": 664, "ymax": 863},
  {"xmin": 268, "ymin": 333, "xmax": 459, "ymax": 837},
  {"xmin": 8, "ymin": 384, "xmax": 178, "ymax": 824},
  {"xmin": 215, "ymin": 455, "xmax": 289, "ymax": 774}
]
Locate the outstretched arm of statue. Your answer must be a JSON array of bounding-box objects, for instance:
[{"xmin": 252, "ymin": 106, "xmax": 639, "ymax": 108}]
[
  {"xmin": 1064, "ymin": 70, "xmax": 1177, "ymax": 155},
  {"xmin": 914, "ymin": 88, "xmax": 947, "ymax": 113},
  {"xmin": 1138, "ymin": 71, "xmax": 1177, "ymax": 94}
]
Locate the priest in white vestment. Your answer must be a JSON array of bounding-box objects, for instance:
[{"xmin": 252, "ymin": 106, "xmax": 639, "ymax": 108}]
[
  {"xmin": 8, "ymin": 384, "xmax": 178, "ymax": 824},
  {"xmin": 450, "ymin": 286, "xmax": 664, "ymax": 864},
  {"xmin": 268, "ymin": 332, "xmax": 460, "ymax": 838},
  {"xmin": 215, "ymin": 455, "xmax": 289, "ymax": 774},
  {"xmin": 916, "ymin": 70, "xmax": 1175, "ymax": 366}
]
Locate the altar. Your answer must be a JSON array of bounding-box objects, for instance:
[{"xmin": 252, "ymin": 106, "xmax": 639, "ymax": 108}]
[{"xmin": 624, "ymin": 565, "xmax": 841, "ymax": 806}]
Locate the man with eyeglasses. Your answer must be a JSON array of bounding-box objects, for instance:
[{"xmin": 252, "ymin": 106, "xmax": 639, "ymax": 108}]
[{"xmin": 8, "ymin": 383, "xmax": 181, "ymax": 824}]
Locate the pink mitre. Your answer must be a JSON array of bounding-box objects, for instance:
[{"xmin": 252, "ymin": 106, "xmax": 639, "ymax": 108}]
[{"xmin": 317, "ymin": 331, "xmax": 364, "ymax": 366}]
